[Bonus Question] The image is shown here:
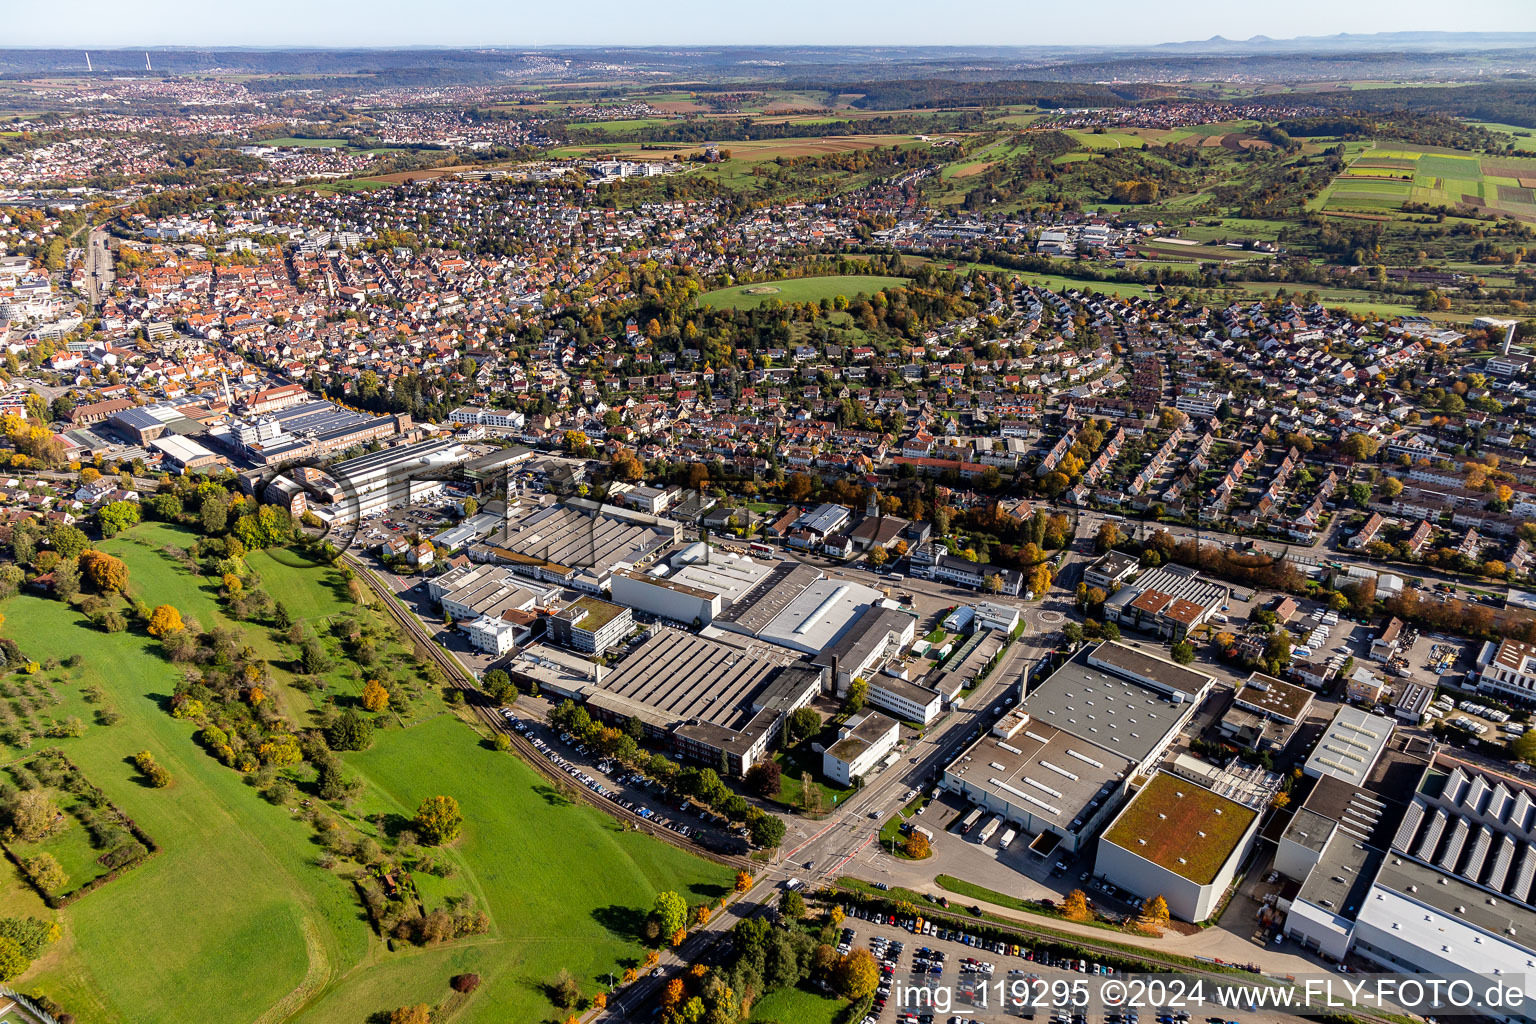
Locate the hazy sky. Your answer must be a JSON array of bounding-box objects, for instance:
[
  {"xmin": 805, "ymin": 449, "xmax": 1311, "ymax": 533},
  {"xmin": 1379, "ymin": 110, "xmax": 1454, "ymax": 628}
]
[{"xmin": 11, "ymin": 0, "xmax": 1536, "ymax": 48}]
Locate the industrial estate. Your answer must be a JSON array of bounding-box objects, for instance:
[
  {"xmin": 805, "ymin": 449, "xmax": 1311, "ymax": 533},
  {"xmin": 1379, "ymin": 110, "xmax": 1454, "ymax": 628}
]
[{"xmin": 1, "ymin": 19, "xmax": 1536, "ymax": 1024}]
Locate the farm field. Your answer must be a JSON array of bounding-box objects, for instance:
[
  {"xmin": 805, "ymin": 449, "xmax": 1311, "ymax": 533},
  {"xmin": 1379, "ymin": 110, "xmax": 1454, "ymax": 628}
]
[
  {"xmin": 1317, "ymin": 145, "xmax": 1536, "ymax": 219},
  {"xmin": 699, "ymin": 274, "xmax": 909, "ymax": 310},
  {"xmin": 0, "ymin": 524, "xmax": 732, "ymax": 1024}
]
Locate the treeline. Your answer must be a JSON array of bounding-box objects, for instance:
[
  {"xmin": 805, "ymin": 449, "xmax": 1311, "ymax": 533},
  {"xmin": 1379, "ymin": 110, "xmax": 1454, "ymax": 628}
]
[
  {"xmin": 1268, "ymin": 84, "xmax": 1536, "ymax": 131},
  {"xmin": 778, "ymin": 78, "xmax": 1132, "ymax": 110},
  {"xmin": 564, "ymin": 111, "xmax": 983, "ymax": 145}
]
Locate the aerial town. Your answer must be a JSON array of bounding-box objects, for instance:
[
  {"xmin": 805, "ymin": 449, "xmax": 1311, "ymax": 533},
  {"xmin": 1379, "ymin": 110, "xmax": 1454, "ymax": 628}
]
[{"xmin": 0, "ymin": 17, "xmax": 1535, "ymax": 1024}]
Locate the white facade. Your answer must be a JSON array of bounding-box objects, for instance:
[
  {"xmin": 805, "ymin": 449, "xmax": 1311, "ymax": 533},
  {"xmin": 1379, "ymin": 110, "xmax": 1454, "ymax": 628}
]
[
  {"xmin": 462, "ymin": 615, "xmax": 519, "ymax": 655},
  {"xmin": 610, "ymin": 568, "xmax": 720, "ymax": 625},
  {"xmin": 822, "ymin": 711, "xmax": 900, "ymax": 786},
  {"xmin": 866, "ymin": 677, "xmax": 943, "ymax": 726}
]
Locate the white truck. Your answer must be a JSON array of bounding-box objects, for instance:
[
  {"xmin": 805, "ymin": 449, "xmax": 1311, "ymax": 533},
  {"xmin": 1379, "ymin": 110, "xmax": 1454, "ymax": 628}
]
[{"xmin": 999, "ymin": 827, "xmax": 1018, "ymax": 850}]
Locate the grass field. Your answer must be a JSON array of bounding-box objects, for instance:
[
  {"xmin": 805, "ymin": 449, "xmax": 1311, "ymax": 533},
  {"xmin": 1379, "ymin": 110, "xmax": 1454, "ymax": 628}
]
[
  {"xmin": 0, "ymin": 524, "xmax": 732, "ymax": 1024},
  {"xmin": 749, "ymin": 982, "xmax": 846, "ymax": 1024},
  {"xmin": 699, "ymin": 275, "xmax": 908, "ymax": 310}
]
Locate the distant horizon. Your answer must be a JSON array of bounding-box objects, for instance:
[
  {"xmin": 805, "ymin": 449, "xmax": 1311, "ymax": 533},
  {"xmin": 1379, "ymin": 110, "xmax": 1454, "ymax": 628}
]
[
  {"xmin": 9, "ymin": 1, "xmax": 1535, "ymax": 50},
  {"xmin": 11, "ymin": 30, "xmax": 1536, "ymax": 52}
]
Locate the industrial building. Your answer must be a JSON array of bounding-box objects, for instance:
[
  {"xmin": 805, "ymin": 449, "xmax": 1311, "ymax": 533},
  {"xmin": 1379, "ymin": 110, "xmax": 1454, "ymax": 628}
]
[
  {"xmin": 941, "ymin": 714, "xmax": 1132, "ymax": 857},
  {"xmin": 1218, "ymin": 672, "xmax": 1314, "ymax": 752},
  {"xmin": 149, "ymin": 433, "xmax": 223, "ymax": 473},
  {"xmin": 318, "ymin": 439, "xmax": 469, "ymax": 522},
  {"xmin": 940, "ymin": 642, "xmax": 1210, "ymax": 856},
  {"xmin": 1275, "ymin": 743, "xmax": 1536, "ymax": 1018},
  {"xmin": 823, "ymin": 711, "xmax": 901, "ymax": 786},
  {"xmin": 1104, "ymin": 563, "xmax": 1229, "ymax": 640},
  {"xmin": 548, "ymin": 596, "xmax": 634, "ymax": 655},
  {"xmin": 509, "ymin": 629, "xmax": 824, "ymax": 776},
  {"xmin": 608, "ymin": 551, "xmax": 775, "ymax": 626},
  {"xmin": 812, "ymin": 604, "xmax": 920, "ymax": 693},
  {"xmin": 1302, "ymin": 706, "xmax": 1396, "ymax": 785},
  {"xmin": 476, "ymin": 498, "xmax": 678, "ymax": 592},
  {"xmin": 427, "ymin": 562, "xmax": 551, "ymax": 622},
  {"xmin": 714, "ymin": 562, "xmax": 888, "ymax": 656},
  {"xmin": 1083, "ymin": 550, "xmax": 1140, "ymax": 591},
  {"xmin": 1095, "ymin": 771, "xmax": 1262, "ymax": 922}
]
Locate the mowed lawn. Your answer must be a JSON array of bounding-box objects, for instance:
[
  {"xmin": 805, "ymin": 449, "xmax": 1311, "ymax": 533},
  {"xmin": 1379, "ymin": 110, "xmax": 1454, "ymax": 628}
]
[
  {"xmin": 749, "ymin": 982, "xmax": 846, "ymax": 1023},
  {"xmin": 699, "ymin": 275, "xmax": 908, "ymax": 310},
  {"xmin": 1, "ymin": 524, "xmax": 732, "ymax": 1024}
]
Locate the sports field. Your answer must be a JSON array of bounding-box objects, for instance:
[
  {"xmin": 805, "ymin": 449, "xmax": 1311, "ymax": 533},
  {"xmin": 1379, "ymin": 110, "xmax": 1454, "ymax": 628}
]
[
  {"xmin": 1, "ymin": 524, "xmax": 731, "ymax": 1023},
  {"xmin": 699, "ymin": 274, "xmax": 908, "ymax": 310}
]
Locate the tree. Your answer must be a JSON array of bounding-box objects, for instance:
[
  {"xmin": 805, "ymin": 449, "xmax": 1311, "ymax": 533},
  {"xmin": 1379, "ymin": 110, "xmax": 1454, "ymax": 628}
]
[
  {"xmin": 325, "ymin": 709, "xmax": 374, "ymax": 751},
  {"xmin": 79, "ymin": 550, "xmax": 129, "ymax": 592},
  {"xmin": 786, "ymin": 706, "xmax": 820, "ymax": 744},
  {"xmin": 1095, "ymin": 521, "xmax": 1122, "ymax": 553},
  {"xmin": 1062, "ymin": 889, "xmax": 1091, "ymax": 921},
  {"xmin": 869, "ymin": 545, "xmax": 888, "ymax": 568},
  {"xmin": 846, "ymin": 678, "xmax": 868, "ymax": 712},
  {"xmin": 1341, "ymin": 433, "xmax": 1380, "ymax": 460},
  {"xmin": 836, "ymin": 948, "xmax": 880, "ymax": 1000},
  {"xmin": 200, "ymin": 495, "xmax": 229, "ymax": 535},
  {"xmin": 272, "ymin": 601, "xmax": 292, "ymax": 631},
  {"xmin": 744, "ymin": 759, "xmax": 782, "ymax": 797},
  {"xmin": 750, "ymin": 814, "xmax": 786, "ymax": 848},
  {"xmin": 552, "ymin": 968, "xmax": 581, "ymax": 1008},
  {"xmin": 0, "ymin": 935, "xmax": 28, "ymax": 982},
  {"xmin": 451, "ymin": 973, "xmax": 481, "ymax": 994},
  {"xmin": 1170, "ymin": 642, "xmax": 1195, "ymax": 665},
  {"xmin": 147, "ymin": 604, "xmax": 183, "ymax": 638},
  {"xmin": 414, "ymin": 795, "xmax": 463, "ymax": 845},
  {"xmin": 779, "ymin": 888, "xmax": 805, "ymax": 921},
  {"xmin": 1143, "ymin": 894, "xmax": 1170, "ymax": 926},
  {"xmin": 1380, "ymin": 477, "xmax": 1404, "ymax": 499},
  {"xmin": 653, "ymin": 890, "xmax": 688, "ymax": 938},
  {"xmin": 25, "ymin": 853, "xmax": 66, "ymax": 895},
  {"xmin": 97, "ymin": 500, "xmax": 141, "ymax": 538},
  {"xmin": 9, "ymin": 791, "xmax": 57, "ymax": 843},
  {"xmin": 734, "ymin": 870, "xmax": 753, "ymax": 894},
  {"xmin": 386, "ymin": 1006, "xmax": 431, "ymax": 1024},
  {"xmin": 902, "ymin": 832, "xmax": 931, "ymax": 859},
  {"xmin": 361, "ymin": 679, "xmax": 390, "ymax": 713}
]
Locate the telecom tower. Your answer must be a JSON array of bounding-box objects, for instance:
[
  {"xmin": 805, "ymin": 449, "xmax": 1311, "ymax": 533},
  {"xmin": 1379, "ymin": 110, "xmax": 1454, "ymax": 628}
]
[
  {"xmin": 145, "ymin": 52, "xmax": 152, "ymax": 72},
  {"xmin": 84, "ymin": 52, "xmax": 92, "ymax": 73}
]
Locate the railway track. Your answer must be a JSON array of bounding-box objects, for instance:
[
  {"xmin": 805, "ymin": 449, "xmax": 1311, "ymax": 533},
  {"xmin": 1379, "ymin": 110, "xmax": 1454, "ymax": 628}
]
[{"xmin": 345, "ymin": 556, "xmax": 753, "ymax": 872}]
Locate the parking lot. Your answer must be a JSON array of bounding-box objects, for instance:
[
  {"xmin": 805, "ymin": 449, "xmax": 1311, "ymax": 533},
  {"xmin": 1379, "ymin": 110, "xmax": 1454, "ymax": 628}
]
[
  {"xmin": 504, "ymin": 709, "xmax": 750, "ymax": 854},
  {"xmin": 845, "ymin": 909, "xmax": 1282, "ymax": 1024}
]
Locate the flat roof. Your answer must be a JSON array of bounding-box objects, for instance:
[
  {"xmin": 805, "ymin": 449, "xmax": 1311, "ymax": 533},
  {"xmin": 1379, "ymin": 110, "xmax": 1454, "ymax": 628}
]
[
  {"xmin": 667, "ymin": 556, "xmax": 775, "ymax": 605},
  {"xmin": 828, "ymin": 711, "xmax": 899, "ymax": 764},
  {"xmin": 817, "ymin": 604, "xmax": 917, "ymax": 670},
  {"xmin": 1086, "ymin": 641, "xmax": 1215, "ymax": 698},
  {"xmin": 558, "ymin": 595, "xmax": 628, "ymax": 633},
  {"xmin": 947, "ymin": 719, "xmax": 1131, "ymax": 835},
  {"xmin": 1026, "ymin": 646, "xmax": 1197, "ymax": 763},
  {"xmin": 1303, "ymin": 706, "xmax": 1396, "ymax": 785},
  {"xmin": 715, "ymin": 562, "xmax": 823, "ymax": 634},
  {"xmin": 1234, "ymin": 672, "xmax": 1314, "ymax": 723},
  {"xmin": 1102, "ymin": 771, "xmax": 1257, "ymax": 885},
  {"xmin": 331, "ymin": 438, "xmax": 464, "ymax": 478},
  {"xmin": 1295, "ymin": 830, "xmax": 1383, "ymax": 920},
  {"xmin": 1367, "ymin": 854, "xmax": 1536, "ymax": 956}
]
